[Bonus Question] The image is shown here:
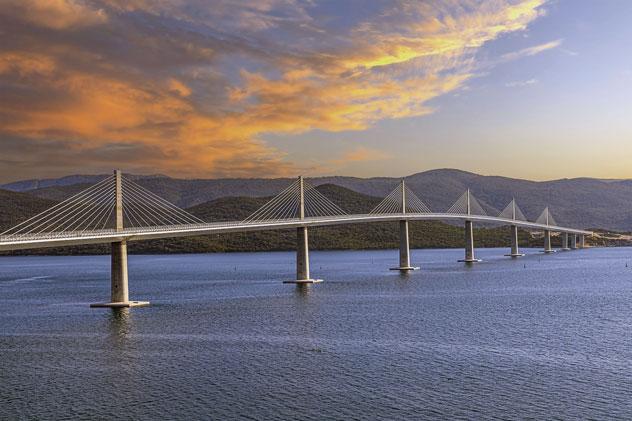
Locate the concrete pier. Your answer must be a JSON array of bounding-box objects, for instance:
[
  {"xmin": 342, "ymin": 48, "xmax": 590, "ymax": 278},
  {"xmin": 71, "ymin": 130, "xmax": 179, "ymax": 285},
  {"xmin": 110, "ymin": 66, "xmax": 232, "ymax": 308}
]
[
  {"xmin": 459, "ymin": 220, "xmax": 481, "ymax": 263},
  {"xmin": 579, "ymin": 234, "xmax": 586, "ymax": 249},
  {"xmin": 458, "ymin": 190, "xmax": 480, "ymax": 263},
  {"xmin": 111, "ymin": 240, "xmax": 128, "ymax": 302},
  {"xmin": 91, "ymin": 170, "xmax": 149, "ymax": 308},
  {"xmin": 570, "ymin": 234, "xmax": 578, "ymax": 250},
  {"xmin": 505, "ymin": 225, "xmax": 524, "ymax": 257},
  {"xmin": 390, "ymin": 220, "xmax": 419, "ymax": 271},
  {"xmin": 284, "ymin": 176, "xmax": 322, "ymax": 284},
  {"xmin": 283, "ymin": 226, "xmax": 321, "ymax": 284},
  {"xmin": 561, "ymin": 232, "xmax": 570, "ymax": 251},
  {"xmin": 543, "ymin": 230, "xmax": 554, "ymax": 253}
]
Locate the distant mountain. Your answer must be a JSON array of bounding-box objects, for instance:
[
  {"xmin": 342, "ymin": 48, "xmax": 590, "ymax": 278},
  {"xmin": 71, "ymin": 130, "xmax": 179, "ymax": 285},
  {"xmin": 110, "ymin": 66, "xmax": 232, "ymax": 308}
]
[
  {"xmin": 1, "ymin": 173, "xmax": 169, "ymax": 193},
  {"xmin": 4, "ymin": 168, "xmax": 632, "ymax": 230},
  {"xmin": 1, "ymin": 174, "xmax": 108, "ymax": 192}
]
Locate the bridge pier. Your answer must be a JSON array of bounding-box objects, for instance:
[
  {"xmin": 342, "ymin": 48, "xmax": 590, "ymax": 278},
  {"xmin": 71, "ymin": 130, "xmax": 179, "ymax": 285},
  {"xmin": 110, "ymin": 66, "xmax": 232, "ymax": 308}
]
[
  {"xmin": 283, "ymin": 226, "xmax": 322, "ymax": 284},
  {"xmin": 505, "ymin": 225, "xmax": 524, "ymax": 257},
  {"xmin": 561, "ymin": 232, "xmax": 570, "ymax": 251},
  {"xmin": 91, "ymin": 242, "xmax": 149, "ymax": 308},
  {"xmin": 110, "ymin": 241, "xmax": 128, "ymax": 303},
  {"xmin": 91, "ymin": 170, "xmax": 149, "ymax": 308},
  {"xmin": 579, "ymin": 234, "xmax": 586, "ymax": 249},
  {"xmin": 390, "ymin": 220, "xmax": 419, "ymax": 271},
  {"xmin": 459, "ymin": 220, "xmax": 481, "ymax": 263},
  {"xmin": 543, "ymin": 230, "xmax": 554, "ymax": 253},
  {"xmin": 570, "ymin": 234, "xmax": 578, "ymax": 250}
]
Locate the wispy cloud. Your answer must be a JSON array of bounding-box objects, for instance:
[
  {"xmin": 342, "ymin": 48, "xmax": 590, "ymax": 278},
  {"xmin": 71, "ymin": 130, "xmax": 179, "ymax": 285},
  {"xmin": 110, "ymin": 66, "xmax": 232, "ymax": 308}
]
[
  {"xmin": 0, "ymin": 0, "xmax": 550, "ymax": 180},
  {"xmin": 331, "ymin": 147, "xmax": 393, "ymax": 166},
  {"xmin": 501, "ymin": 39, "xmax": 563, "ymax": 62},
  {"xmin": 560, "ymin": 48, "xmax": 579, "ymax": 56},
  {"xmin": 505, "ymin": 78, "xmax": 539, "ymax": 88}
]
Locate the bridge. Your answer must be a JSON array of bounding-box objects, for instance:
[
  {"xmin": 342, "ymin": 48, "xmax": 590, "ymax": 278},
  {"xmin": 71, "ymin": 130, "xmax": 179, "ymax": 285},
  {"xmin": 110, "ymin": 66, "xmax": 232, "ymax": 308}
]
[{"xmin": 0, "ymin": 170, "xmax": 592, "ymax": 308}]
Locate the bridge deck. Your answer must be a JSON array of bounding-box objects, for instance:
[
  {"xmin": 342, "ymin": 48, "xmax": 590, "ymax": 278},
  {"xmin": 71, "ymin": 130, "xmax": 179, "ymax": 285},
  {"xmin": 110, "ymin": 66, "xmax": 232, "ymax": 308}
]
[{"xmin": 0, "ymin": 213, "xmax": 593, "ymax": 252}]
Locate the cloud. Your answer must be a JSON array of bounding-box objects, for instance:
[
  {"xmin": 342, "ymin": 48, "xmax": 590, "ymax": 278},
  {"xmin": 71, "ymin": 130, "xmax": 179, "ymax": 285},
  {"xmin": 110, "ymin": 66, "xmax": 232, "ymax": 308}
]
[
  {"xmin": 501, "ymin": 39, "xmax": 562, "ymax": 62},
  {"xmin": 332, "ymin": 147, "xmax": 393, "ymax": 165},
  {"xmin": 505, "ymin": 78, "xmax": 538, "ymax": 87},
  {"xmin": 0, "ymin": 0, "xmax": 107, "ymax": 30},
  {"xmin": 560, "ymin": 48, "xmax": 579, "ymax": 56},
  {"xmin": 0, "ymin": 0, "xmax": 550, "ymax": 180}
]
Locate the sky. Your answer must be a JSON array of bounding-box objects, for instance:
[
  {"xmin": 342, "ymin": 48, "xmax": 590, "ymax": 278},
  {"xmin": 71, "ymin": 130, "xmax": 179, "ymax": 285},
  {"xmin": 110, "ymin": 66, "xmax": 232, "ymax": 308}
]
[{"xmin": 1, "ymin": 0, "xmax": 631, "ymax": 182}]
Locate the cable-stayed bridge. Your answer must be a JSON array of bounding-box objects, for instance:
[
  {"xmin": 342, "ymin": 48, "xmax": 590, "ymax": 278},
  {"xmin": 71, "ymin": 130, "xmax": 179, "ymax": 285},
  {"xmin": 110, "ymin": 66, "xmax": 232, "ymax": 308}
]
[{"xmin": 0, "ymin": 170, "xmax": 592, "ymax": 307}]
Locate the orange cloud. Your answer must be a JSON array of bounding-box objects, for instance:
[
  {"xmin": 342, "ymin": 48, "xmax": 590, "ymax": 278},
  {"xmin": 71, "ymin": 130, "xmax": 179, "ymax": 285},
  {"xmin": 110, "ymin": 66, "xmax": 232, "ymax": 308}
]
[
  {"xmin": 335, "ymin": 147, "xmax": 393, "ymax": 163},
  {"xmin": 1, "ymin": 0, "xmax": 107, "ymax": 30},
  {"xmin": 0, "ymin": 0, "xmax": 549, "ymax": 180}
]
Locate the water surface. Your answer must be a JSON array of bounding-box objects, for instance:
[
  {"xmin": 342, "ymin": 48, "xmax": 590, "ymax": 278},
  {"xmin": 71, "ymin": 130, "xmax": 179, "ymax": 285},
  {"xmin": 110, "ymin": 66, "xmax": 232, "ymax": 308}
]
[{"xmin": 1, "ymin": 248, "xmax": 632, "ymax": 419}]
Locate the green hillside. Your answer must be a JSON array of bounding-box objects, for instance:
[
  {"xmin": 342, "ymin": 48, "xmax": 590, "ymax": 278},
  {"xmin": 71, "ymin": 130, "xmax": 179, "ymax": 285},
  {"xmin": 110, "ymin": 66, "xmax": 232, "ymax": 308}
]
[{"xmin": 0, "ymin": 189, "xmax": 57, "ymax": 230}]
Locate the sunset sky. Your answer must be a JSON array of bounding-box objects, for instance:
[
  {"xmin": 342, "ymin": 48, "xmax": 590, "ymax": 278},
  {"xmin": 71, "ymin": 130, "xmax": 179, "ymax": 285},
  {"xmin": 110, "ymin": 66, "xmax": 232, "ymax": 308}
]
[{"xmin": 1, "ymin": 0, "xmax": 631, "ymax": 182}]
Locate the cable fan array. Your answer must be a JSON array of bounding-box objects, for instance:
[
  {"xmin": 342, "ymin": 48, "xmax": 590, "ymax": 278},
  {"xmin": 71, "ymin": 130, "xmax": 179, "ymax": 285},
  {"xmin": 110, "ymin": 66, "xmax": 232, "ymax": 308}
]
[
  {"xmin": 498, "ymin": 199, "xmax": 528, "ymax": 221},
  {"xmin": 446, "ymin": 190, "xmax": 487, "ymax": 216},
  {"xmin": 0, "ymin": 175, "xmax": 116, "ymax": 238},
  {"xmin": 370, "ymin": 183, "xmax": 432, "ymax": 214},
  {"xmin": 0, "ymin": 175, "xmax": 205, "ymax": 239},
  {"xmin": 535, "ymin": 207, "xmax": 558, "ymax": 227},
  {"xmin": 0, "ymin": 170, "xmax": 568, "ymax": 242},
  {"xmin": 243, "ymin": 178, "xmax": 347, "ymax": 223},
  {"xmin": 120, "ymin": 177, "xmax": 203, "ymax": 228}
]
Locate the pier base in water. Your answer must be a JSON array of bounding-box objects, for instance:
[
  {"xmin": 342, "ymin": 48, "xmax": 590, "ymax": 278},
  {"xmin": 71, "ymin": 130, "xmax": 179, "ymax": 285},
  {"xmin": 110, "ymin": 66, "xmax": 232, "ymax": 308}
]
[
  {"xmin": 389, "ymin": 266, "xmax": 420, "ymax": 271},
  {"xmin": 91, "ymin": 301, "xmax": 150, "ymax": 308},
  {"xmin": 283, "ymin": 279, "xmax": 323, "ymax": 284}
]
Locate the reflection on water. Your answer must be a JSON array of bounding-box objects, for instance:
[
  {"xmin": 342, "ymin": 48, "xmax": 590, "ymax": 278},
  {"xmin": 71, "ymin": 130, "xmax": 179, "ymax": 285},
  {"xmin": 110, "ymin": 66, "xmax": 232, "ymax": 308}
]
[
  {"xmin": 1, "ymin": 248, "xmax": 632, "ymax": 419},
  {"xmin": 293, "ymin": 283, "xmax": 312, "ymax": 298},
  {"xmin": 108, "ymin": 308, "xmax": 131, "ymax": 342}
]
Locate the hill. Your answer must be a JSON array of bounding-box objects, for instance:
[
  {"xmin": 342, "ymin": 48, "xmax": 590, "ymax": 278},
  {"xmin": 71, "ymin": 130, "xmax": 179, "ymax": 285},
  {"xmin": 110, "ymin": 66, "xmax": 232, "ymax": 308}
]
[
  {"xmin": 5, "ymin": 169, "xmax": 632, "ymax": 230},
  {"xmin": 0, "ymin": 189, "xmax": 57, "ymax": 231}
]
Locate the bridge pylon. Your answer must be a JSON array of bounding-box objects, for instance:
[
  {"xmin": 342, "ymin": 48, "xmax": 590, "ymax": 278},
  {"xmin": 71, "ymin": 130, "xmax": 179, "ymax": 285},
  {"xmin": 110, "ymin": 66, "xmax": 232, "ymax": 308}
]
[
  {"xmin": 91, "ymin": 170, "xmax": 149, "ymax": 308},
  {"xmin": 369, "ymin": 179, "xmax": 428, "ymax": 271},
  {"xmin": 451, "ymin": 189, "xmax": 482, "ymax": 263},
  {"xmin": 389, "ymin": 179, "xmax": 419, "ymax": 271},
  {"xmin": 283, "ymin": 176, "xmax": 323, "ymax": 284},
  {"xmin": 501, "ymin": 199, "xmax": 526, "ymax": 258},
  {"xmin": 537, "ymin": 207, "xmax": 556, "ymax": 253}
]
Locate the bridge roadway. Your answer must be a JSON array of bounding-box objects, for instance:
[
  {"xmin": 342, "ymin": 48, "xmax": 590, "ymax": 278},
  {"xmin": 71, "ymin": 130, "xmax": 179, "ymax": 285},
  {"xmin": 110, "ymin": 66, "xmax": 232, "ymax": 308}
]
[{"xmin": 0, "ymin": 212, "xmax": 593, "ymax": 252}]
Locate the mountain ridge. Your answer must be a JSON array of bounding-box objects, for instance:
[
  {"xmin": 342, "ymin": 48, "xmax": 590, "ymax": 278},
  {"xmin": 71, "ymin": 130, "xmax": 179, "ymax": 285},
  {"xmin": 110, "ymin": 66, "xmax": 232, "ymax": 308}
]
[{"xmin": 3, "ymin": 169, "xmax": 632, "ymax": 230}]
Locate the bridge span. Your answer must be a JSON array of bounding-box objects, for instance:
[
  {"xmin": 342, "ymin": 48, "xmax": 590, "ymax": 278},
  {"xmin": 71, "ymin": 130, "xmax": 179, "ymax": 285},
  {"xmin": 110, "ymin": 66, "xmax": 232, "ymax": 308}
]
[{"xmin": 0, "ymin": 170, "xmax": 592, "ymax": 307}]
